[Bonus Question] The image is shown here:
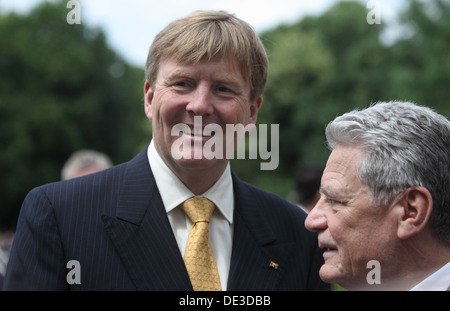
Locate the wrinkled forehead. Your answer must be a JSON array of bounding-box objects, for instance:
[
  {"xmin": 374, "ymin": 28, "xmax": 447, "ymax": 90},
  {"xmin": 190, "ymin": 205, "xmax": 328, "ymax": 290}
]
[
  {"xmin": 163, "ymin": 48, "xmax": 250, "ymax": 85},
  {"xmin": 323, "ymin": 146, "xmax": 364, "ymax": 187},
  {"xmin": 159, "ymin": 54, "xmax": 244, "ymax": 77}
]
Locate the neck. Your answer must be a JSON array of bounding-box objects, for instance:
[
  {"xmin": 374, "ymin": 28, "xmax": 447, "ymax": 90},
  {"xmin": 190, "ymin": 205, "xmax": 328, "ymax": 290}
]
[
  {"xmin": 178, "ymin": 164, "xmax": 228, "ymax": 195},
  {"xmin": 346, "ymin": 231, "xmax": 450, "ymax": 291},
  {"xmin": 169, "ymin": 159, "xmax": 228, "ymax": 195},
  {"xmin": 153, "ymin": 140, "xmax": 229, "ymax": 195},
  {"xmin": 380, "ymin": 234, "xmax": 450, "ymax": 290}
]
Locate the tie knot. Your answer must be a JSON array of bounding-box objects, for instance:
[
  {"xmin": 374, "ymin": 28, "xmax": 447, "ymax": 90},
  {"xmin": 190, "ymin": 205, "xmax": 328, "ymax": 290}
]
[{"xmin": 181, "ymin": 197, "xmax": 215, "ymax": 224}]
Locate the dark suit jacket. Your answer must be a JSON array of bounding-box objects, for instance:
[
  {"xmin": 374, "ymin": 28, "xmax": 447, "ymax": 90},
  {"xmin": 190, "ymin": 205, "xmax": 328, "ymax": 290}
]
[{"xmin": 3, "ymin": 147, "xmax": 328, "ymax": 290}]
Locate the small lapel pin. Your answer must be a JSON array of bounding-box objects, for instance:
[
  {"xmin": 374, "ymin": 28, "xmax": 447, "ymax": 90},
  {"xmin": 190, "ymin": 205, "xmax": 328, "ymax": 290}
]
[{"xmin": 269, "ymin": 261, "xmax": 279, "ymax": 270}]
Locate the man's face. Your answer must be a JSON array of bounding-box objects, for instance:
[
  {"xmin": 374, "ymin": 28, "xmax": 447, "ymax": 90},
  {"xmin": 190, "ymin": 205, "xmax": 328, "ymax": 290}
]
[
  {"xmin": 144, "ymin": 56, "xmax": 261, "ymax": 178},
  {"xmin": 305, "ymin": 145, "xmax": 399, "ymax": 290}
]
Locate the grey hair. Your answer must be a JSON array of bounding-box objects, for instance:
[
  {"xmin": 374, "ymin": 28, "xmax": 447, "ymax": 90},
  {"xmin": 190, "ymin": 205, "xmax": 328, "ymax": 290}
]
[
  {"xmin": 61, "ymin": 150, "xmax": 113, "ymax": 180},
  {"xmin": 325, "ymin": 101, "xmax": 450, "ymax": 245}
]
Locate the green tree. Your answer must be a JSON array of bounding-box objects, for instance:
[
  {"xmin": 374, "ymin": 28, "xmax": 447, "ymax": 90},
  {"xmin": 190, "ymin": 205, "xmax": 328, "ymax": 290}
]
[
  {"xmin": 387, "ymin": 0, "xmax": 450, "ymax": 117},
  {"xmin": 1, "ymin": 0, "xmax": 449, "ymax": 229},
  {"xmin": 236, "ymin": 0, "xmax": 449, "ymax": 199},
  {"xmin": 242, "ymin": 1, "xmax": 388, "ymax": 196},
  {"xmin": 0, "ymin": 1, "xmax": 147, "ymax": 230}
]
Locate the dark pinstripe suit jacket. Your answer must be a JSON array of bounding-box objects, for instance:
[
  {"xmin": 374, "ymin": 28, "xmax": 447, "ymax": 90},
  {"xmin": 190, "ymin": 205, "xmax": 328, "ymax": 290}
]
[{"xmin": 3, "ymin": 146, "xmax": 328, "ymax": 290}]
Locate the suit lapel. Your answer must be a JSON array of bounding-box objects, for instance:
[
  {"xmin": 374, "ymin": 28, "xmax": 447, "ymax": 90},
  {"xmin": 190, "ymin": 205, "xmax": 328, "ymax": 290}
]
[
  {"xmin": 102, "ymin": 147, "xmax": 192, "ymax": 290},
  {"xmin": 227, "ymin": 174, "xmax": 294, "ymax": 291},
  {"xmin": 101, "ymin": 150, "xmax": 294, "ymax": 290}
]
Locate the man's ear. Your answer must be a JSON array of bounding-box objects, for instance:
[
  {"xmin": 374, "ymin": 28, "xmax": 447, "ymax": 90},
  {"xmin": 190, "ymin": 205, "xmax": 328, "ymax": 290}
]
[
  {"xmin": 144, "ymin": 80, "xmax": 154, "ymax": 120},
  {"xmin": 248, "ymin": 96, "xmax": 263, "ymax": 125},
  {"xmin": 396, "ymin": 187, "xmax": 433, "ymax": 240}
]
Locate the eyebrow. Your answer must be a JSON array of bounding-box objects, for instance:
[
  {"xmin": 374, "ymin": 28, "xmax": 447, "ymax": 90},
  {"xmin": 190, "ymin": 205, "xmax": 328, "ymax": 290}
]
[
  {"xmin": 165, "ymin": 70, "xmax": 242, "ymax": 86},
  {"xmin": 320, "ymin": 186, "xmax": 339, "ymax": 199},
  {"xmin": 164, "ymin": 70, "xmax": 195, "ymax": 82}
]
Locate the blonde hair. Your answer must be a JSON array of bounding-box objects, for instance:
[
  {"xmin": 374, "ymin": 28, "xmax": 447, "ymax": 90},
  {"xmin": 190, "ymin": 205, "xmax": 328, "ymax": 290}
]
[{"xmin": 145, "ymin": 10, "xmax": 268, "ymax": 101}]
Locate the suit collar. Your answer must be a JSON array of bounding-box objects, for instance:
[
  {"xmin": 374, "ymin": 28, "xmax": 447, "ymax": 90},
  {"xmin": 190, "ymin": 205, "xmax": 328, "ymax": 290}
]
[
  {"xmin": 103, "ymin": 146, "xmax": 192, "ymax": 290},
  {"xmin": 231, "ymin": 172, "xmax": 276, "ymax": 246},
  {"xmin": 228, "ymin": 173, "xmax": 294, "ymax": 290},
  {"xmin": 115, "ymin": 145, "xmax": 158, "ymax": 225}
]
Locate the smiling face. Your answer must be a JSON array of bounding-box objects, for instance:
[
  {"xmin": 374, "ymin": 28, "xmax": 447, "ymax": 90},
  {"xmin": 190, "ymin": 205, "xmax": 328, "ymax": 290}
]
[
  {"xmin": 305, "ymin": 145, "xmax": 400, "ymax": 289},
  {"xmin": 144, "ymin": 56, "xmax": 261, "ymax": 191}
]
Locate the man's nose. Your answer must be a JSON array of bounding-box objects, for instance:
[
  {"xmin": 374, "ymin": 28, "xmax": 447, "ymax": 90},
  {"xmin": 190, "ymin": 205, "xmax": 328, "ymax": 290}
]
[
  {"xmin": 304, "ymin": 199, "xmax": 328, "ymax": 232},
  {"xmin": 186, "ymin": 84, "xmax": 214, "ymax": 116}
]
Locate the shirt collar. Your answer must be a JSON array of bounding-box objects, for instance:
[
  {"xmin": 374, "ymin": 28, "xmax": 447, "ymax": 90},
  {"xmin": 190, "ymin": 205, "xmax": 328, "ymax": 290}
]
[
  {"xmin": 410, "ymin": 261, "xmax": 450, "ymax": 291},
  {"xmin": 147, "ymin": 140, "xmax": 234, "ymax": 224}
]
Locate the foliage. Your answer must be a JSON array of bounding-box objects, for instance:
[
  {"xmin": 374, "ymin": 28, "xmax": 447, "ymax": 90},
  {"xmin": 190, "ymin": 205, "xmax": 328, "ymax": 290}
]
[
  {"xmin": 0, "ymin": 0, "xmax": 148, "ymax": 229},
  {"xmin": 236, "ymin": 0, "xmax": 450, "ymax": 197},
  {"xmin": 0, "ymin": 0, "xmax": 449, "ymax": 230}
]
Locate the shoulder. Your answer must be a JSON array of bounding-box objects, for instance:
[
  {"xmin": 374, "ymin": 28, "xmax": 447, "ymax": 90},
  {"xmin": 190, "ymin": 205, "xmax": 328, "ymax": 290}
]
[
  {"xmin": 22, "ymin": 146, "xmax": 153, "ymax": 217},
  {"xmin": 45, "ymin": 162, "xmax": 125, "ymax": 191},
  {"xmin": 23, "ymin": 162, "xmax": 127, "ymax": 211}
]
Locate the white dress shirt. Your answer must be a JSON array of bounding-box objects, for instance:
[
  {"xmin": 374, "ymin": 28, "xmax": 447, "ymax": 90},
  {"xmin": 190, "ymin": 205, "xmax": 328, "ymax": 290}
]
[
  {"xmin": 147, "ymin": 140, "xmax": 234, "ymax": 290},
  {"xmin": 410, "ymin": 261, "xmax": 450, "ymax": 291}
]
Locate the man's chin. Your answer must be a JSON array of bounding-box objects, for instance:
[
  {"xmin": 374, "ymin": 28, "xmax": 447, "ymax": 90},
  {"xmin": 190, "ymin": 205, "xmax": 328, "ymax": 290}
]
[
  {"xmin": 319, "ymin": 265, "xmax": 377, "ymax": 291},
  {"xmin": 318, "ymin": 262, "xmax": 352, "ymax": 288},
  {"xmin": 172, "ymin": 153, "xmax": 226, "ymax": 170},
  {"xmin": 319, "ymin": 265, "xmax": 340, "ymax": 285}
]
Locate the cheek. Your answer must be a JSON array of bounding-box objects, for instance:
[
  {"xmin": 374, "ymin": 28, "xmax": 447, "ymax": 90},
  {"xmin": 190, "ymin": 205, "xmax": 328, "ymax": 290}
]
[
  {"xmin": 336, "ymin": 214, "xmax": 393, "ymax": 268},
  {"xmin": 152, "ymin": 92, "xmax": 185, "ymax": 124},
  {"xmin": 224, "ymin": 99, "xmax": 252, "ymax": 125},
  {"xmin": 329, "ymin": 215, "xmax": 372, "ymax": 270}
]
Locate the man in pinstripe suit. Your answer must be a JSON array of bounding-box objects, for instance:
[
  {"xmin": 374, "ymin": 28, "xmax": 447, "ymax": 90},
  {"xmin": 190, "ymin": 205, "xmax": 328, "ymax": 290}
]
[{"xmin": 4, "ymin": 11, "xmax": 327, "ymax": 291}]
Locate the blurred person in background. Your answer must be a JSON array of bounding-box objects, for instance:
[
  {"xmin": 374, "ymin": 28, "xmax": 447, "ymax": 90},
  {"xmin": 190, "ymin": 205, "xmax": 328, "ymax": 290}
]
[
  {"xmin": 296, "ymin": 163, "xmax": 326, "ymax": 213},
  {"xmin": 0, "ymin": 232, "xmax": 14, "ymax": 289},
  {"xmin": 0, "ymin": 150, "xmax": 112, "ymax": 289},
  {"xmin": 61, "ymin": 149, "xmax": 113, "ymax": 180},
  {"xmin": 305, "ymin": 101, "xmax": 450, "ymax": 290}
]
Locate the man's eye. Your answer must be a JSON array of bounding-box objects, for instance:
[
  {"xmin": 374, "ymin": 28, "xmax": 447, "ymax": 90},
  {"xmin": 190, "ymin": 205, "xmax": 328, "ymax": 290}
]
[
  {"xmin": 217, "ymin": 86, "xmax": 231, "ymax": 92},
  {"xmin": 174, "ymin": 81, "xmax": 188, "ymax": 87},
  {"xmin": 327, "ymin": 198, "xmax": 343, "ymax": 205}
]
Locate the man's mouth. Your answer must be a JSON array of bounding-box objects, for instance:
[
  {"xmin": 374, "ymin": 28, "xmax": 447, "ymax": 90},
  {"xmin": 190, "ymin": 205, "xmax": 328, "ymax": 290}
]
[
  {"xmin": 182, "ymin": 126, "xmax": 214, "ymax": 137},
  {"xmin": 321, "ymin": 246, "xmax": 338, "ymax": 260},
  {"xmin": 319, "ymin": 242, "xmax": 338, "ymax": 253}
]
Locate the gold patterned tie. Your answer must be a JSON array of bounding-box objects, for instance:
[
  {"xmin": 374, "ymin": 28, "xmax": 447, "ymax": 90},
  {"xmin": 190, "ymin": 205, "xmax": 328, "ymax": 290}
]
[{"xmin": 181, "ymin": 197, "xmax": 222, "ymax": 291}]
